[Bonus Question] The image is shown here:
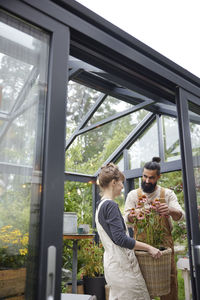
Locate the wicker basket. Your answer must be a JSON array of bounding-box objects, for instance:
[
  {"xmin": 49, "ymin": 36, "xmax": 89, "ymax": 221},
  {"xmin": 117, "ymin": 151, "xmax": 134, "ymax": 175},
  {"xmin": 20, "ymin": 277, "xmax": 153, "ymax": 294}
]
[{"xmin": 135, "ymin": 248, "xmax": 172, "ymax": 297}]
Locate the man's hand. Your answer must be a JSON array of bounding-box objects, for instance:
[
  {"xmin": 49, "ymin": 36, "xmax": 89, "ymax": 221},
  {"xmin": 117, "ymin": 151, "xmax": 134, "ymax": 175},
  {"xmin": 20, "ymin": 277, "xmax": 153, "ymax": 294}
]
[
  {"xmin": 156, "ymin": 203, "xmax": 182, "ymax": 221},
  {"xmin": 156, "ymin": 203, "xmax": 169, "ymax": 216}
]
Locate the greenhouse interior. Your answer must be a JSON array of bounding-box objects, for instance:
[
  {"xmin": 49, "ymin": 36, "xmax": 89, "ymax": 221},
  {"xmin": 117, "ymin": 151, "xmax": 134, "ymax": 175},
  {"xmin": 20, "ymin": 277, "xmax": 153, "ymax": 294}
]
[{"xmin": 0, "ymin": 1, "xmax": 200, "ymax": 300}]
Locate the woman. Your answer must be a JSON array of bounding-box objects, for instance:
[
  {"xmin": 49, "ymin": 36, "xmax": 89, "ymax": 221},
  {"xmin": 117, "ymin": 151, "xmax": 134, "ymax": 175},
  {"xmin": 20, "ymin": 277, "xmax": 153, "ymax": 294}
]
[{"xmin": 95, "ymin": 163, "xmax": 162, "ymax": 300}]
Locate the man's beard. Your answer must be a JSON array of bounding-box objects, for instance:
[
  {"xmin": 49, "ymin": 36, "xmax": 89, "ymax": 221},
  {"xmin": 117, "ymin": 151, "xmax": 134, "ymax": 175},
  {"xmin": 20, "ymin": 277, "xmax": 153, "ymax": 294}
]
[{"xmin": 141, "ymin": 180, "xmax": 157, "ymax": 193}]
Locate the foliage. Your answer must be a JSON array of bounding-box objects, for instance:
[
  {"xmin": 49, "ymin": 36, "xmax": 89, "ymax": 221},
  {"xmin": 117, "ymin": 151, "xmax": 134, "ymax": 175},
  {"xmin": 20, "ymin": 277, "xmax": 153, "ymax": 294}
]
[
  {"xmin": 0, "ymin": 186, "xmax": 31, "ymax": 233},
  {"xmin": 130, "ymin": 195, "xmax": 167, "ymax": 248},
  {"xmin": 62, "ymin": 240, "xmax": 73, "ymax": 271},
  {"xmin": 160, "ymin": 171, "xmax": 187, "ymax": 243},
  {"xmin": 79, "ymin": 240, "xmax": 104, "ymax": 278},
  {"xmin": 134, "ymin": 171, "xmax": 187, "ymax": 245},
  {"xmin": 177, "ymin": 269, "xmax": 185, "ymax": 300},
  {"xmin": 64, "ymin": 181, "xmax": 93, "ymax": 225},
  {"xmin": 62, "ymin": 239, "xmax": 104, "ymax": 280},
  {"xmin": 62, "ymin": 181, "xmax": 94, "ymax": 279},
  {"xmin": 0, "ymin": 225, "xmax": 28, "ymax": 269}
]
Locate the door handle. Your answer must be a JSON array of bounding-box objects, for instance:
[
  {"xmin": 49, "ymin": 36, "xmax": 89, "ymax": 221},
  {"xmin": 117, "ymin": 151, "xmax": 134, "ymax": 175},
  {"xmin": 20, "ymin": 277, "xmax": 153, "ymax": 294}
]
[
  {"xmin": 46, "ymin": 245, "xmax": 56, "ymax": 300},
  {"xmin": 194, "ymin": 245, "xmax": 200, "ymax": 266}
]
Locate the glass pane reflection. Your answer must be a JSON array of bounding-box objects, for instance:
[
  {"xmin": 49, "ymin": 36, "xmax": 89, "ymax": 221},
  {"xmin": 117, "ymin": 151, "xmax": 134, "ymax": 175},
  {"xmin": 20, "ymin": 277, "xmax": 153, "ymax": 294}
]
[
  {"xmin": 116, "ymin": 155, "xmax": 124, "ymax": 172},
  {"xmin": 0, "ymin": 54, "xmax": 33, "ymax": 114},
  {"xmin": 87, "ymin": 95, "xmax": 134, "ymax": 126},
  {"xmin": 163, "ymin": 116, "xmax": 180, "ymax": 162},
  {"xmin": 189, "ymin": 105, "xmax": 200, "ymax": 230},
  {"xmin": 66, "ymin": 81, "xmax": 101, "ymax": 140},
  {"xmin": 65, "ymin": 110, "xmax": 147, "ymax": 174},
  {"xmin": 0, "ymin": 11, "xmax": 49, "ymax": 300},
  {"xmin": 129, "ymin": 120, "xmax": 159, "ymax": 169}
]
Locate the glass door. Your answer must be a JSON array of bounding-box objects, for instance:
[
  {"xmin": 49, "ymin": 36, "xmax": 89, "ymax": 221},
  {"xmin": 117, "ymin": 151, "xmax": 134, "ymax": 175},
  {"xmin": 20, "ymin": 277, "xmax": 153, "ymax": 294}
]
[
  {"xmin": 0, "ymin": 10, "xmax": 50, "ymax": 300},
  {"xmin": 176, "ymin": 88, "xmax": 200, "ymax": 300},
  {"xmin": 0, "ymin": 5, "xmax": 69, "ymax": 300}
]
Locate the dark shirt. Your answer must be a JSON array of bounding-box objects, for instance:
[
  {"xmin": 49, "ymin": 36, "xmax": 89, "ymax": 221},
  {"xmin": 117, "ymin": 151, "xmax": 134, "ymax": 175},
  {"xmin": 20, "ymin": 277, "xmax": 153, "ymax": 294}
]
[{"xmin": 97, "ymin": 199, "xmax": 135, "ymax": 250}]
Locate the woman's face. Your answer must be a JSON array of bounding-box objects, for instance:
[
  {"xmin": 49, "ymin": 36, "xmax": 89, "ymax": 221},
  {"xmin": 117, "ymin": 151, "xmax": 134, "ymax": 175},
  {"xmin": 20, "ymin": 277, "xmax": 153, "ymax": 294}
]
[{"xmin": 113, "ymin": 179, "xmax": 124, "ymax": 197}]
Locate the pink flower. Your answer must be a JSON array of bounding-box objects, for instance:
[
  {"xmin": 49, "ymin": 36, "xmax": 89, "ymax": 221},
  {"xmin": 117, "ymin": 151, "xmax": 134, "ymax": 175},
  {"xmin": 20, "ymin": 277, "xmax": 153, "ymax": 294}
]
[
  {"xmin": 150, "ymin": 202, "xmax": 157, "ymax": 210},
  {"xmin": 137, "ymin": 212, "xmax": 145, "ymax": 220},
  {"xmin": 131, "ymin": 208, "xmax": 137, "ymax": 217},
  {"xmin": 153, "ymin": 198, "xmax": 161, "ymax": 206},
  {"xmin": 137, "ymin": 202, "xmax": 144, "ymax": 208},
  {"xmin": 130, "ymin": 195, "xmax": 167, "ymax": 248}
]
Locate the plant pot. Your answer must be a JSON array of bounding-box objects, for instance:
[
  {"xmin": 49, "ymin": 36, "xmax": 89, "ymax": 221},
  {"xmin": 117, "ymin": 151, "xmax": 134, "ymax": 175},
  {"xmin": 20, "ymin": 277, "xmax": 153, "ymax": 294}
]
[
  {"xmin": 63, "ymin": 212, "xmax": 77, "ymax": 234},
  {"xmin": 83, "ymin": 276, "xmax": 106, "ymax": 300},
  {"xmin": 135, "ymin": 247, "xmax": 172, "ymax": 298},
  {"xmin": 0, "ymin": 268, "xmax": 26, "ymax": 298}
]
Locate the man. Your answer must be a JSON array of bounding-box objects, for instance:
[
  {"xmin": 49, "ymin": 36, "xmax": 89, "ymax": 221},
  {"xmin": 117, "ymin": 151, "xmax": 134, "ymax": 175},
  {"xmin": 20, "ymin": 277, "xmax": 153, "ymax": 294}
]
[{"xmin": 124, "ymin": 157, "xmax": 185, "ymax": 300}]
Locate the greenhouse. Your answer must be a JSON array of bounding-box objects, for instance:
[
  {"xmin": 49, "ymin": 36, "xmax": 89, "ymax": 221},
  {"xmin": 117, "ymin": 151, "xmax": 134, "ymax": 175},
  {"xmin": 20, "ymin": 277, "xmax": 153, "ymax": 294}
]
[{"xmin": 0, "ymin": 1, "xmax": 200, "ymax": 300}]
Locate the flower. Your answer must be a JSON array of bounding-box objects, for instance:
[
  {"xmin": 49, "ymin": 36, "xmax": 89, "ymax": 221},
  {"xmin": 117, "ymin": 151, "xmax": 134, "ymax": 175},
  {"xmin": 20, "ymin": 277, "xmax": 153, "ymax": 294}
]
[
  {"xmin": 79, "ymin": 240, "xmax": 104, "ymax": 278},
  {"xmin": 130, "ymin": 196, "xmax": 167, "ymax": 249},
  {"xmin": 0, "ymin": 225, "xmax": 29, "ymax": 269}
]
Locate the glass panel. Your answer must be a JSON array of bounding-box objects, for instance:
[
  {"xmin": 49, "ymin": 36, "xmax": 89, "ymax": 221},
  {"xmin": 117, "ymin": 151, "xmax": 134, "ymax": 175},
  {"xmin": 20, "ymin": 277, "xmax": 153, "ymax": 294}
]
[
  {"xmin": 66, "ymin": 81, "xmax": 101, "ymax": 139},
  {"xmin": 188, "ymin": 103, "xmax": 200, "ymax": 231},
  {"xmin": 65, "ymin": 110, "xmax": 147, "ymax": 174},
  {"xmin": 87, "ymin": 95, "xmax": 134, "ymax": 126},
  {"xmin": 0, "ymin": 54, "xmax": 33, "ymax": 114},
  {"xmin": 116, "ymin": 155, "xmax": 124, "ymax": 172},
  {"xmin": 129, "ymin": 120, "xmax": 159, "ymax": 169},
  {"xmin": 0, "ymin": 99, "xmax": 40, "ymax": 165},
  {"xmin": 0, "ymin": 11, "xmax": 49, "ymax": 300},
  {"xmin": 163, "ymin": 116, "xmax": 180, "ymax": 162},
  {"xmin": 0, "ymin": 119, "xmax": 7, "ymax": 135}
]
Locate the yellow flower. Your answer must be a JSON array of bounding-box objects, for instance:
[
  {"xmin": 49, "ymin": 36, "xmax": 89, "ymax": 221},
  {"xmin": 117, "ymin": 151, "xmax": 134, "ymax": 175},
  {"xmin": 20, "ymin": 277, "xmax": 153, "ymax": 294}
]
[
  {"xmin": 19, "ymin": 248, "xmax": 28, "ymax": 255},
  {"xmin": 0, "ymin": 225, "xmax": 29, "ymax": 268},
  {"xmin": 0, "ymin": 225, "xmax": 12, "ymax": 232}
]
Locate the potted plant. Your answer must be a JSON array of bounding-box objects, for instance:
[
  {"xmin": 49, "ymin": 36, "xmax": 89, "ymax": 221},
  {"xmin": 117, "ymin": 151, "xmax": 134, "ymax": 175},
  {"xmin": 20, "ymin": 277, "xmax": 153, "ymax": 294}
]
[
  {"xmin": 79, "ymin": 239, "xmax": 106, "ymax": 300},
  {"xmin": 0, "ymin": 225, "xmax": 28, "ymax": 299},
  {"xmin": 130, "ymin": 195, "xmax": 168, "ymax": 248},
  {"xmin": 129, "ymin": 194, "xmax": 172, "ymax": 298}
]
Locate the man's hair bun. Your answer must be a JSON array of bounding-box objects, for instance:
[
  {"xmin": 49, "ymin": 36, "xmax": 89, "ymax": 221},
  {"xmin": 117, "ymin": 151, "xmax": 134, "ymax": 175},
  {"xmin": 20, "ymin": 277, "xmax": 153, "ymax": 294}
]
[
  {"xmin": 144, "ymin": 157, "xmax": 161, "ymax": 175},
  {"xmin": 152, "ymin": 157, "xmax": 161, "ymax": 163}
]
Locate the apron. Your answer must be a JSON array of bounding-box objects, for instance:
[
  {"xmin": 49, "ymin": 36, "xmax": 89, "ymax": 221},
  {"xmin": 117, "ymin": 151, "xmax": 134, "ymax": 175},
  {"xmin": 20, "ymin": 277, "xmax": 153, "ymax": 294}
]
[
  {"xmin": 135, "ymin": 188, "xmax": 178, "ymax": 300},
  {"xmin": 95, "ymin": 198, "xmax": 150, "ymax": 300}
]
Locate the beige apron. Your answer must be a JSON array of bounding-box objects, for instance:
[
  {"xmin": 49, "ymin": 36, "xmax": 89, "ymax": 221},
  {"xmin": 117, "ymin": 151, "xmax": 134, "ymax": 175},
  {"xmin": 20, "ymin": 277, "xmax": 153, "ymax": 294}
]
[{"xmin": 95, "ymin": 199, "xmax": 150, "ymax": 300}]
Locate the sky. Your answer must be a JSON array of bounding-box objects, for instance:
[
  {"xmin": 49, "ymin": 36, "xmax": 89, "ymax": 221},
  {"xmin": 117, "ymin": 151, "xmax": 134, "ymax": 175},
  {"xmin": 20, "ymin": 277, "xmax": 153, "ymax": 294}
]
[{"xmin": 76, "ymin": 0, "xmax": 200, "ymax": 79}]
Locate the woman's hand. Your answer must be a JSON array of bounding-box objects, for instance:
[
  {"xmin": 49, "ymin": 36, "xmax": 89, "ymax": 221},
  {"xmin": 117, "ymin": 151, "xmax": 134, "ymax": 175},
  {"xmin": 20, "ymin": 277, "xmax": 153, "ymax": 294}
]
[
  {"xmin": 134, "ymin": 241, "xmax": 162, "ymax": 259},
  {"xmin": 147, "ymin": 246, "xmax": 162, "ymax": 259}
]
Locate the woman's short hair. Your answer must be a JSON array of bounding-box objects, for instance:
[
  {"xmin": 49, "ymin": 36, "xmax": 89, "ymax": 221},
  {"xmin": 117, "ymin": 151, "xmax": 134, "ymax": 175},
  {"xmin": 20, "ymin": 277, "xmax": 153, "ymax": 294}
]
[
  {"xmin": 98, "ymin": 163, "xmax": 125, "ymax": 189},
  {"xmin": 143, "ymin": 157, "xmax": 161, "ymax": 176}
]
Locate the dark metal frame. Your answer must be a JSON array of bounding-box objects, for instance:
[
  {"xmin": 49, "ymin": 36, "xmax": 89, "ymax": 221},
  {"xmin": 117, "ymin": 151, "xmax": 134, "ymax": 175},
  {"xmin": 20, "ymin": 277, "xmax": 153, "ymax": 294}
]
[
  {"xmin": 176, "ymin": 88, "xmax": 200, "ymax": 300},
  {"xmin": 1, "ymin": 0, "xmax": 200, "ymax": 299},
  {"xmin": 0, "ymin": 2, "xmax": 70, "ymax": 300}
]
